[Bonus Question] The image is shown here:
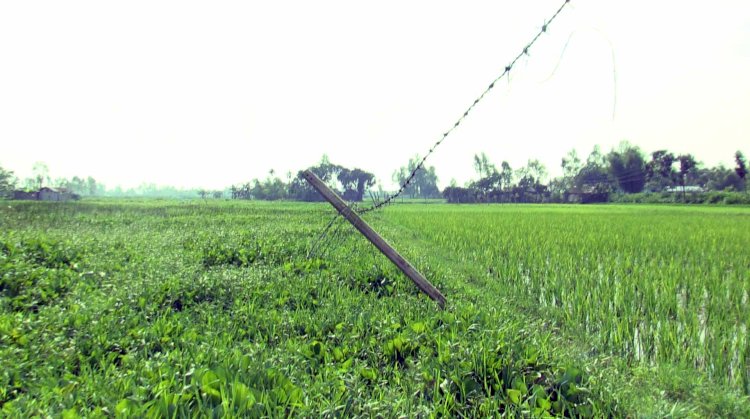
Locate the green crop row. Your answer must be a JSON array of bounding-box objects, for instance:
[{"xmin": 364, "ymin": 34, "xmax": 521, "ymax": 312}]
[
  {"xmin": 382, "ymin": 204, "xmax": 750, "ymax": 396},
  {"xmin": 0, "ymin": 201, "xmax": 616, "ymax": 417},
  {"xmin": 1, "ymin": 200, "xmax": 748, "ymax": 417}
]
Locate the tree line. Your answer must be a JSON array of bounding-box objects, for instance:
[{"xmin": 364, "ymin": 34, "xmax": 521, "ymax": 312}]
[
  {"xmin": 0, "ymin": 161, "xmax": 209, "ymax": 199},
  {"xmin": 444, "ymin": 144, "xmax": 747, "ymax": 203},
  {"xmin": 2, "ymin": 145, "xmax": 747, "ymax": 203},
  {"xmin": 229, "ymin": 155, "xmax": 442, "ymax": 202},
  {"xmin": 0, "ymin": 162, "xmax": 105, "ymax": 198},
  {"xmin": 229, "ymin": 145, "xmax": 747, "ymax": 205}
]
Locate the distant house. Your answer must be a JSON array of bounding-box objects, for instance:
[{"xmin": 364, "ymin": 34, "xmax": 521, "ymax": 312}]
[
  {"xmin": 13, "ymin": 190, "xmax": 38, "ymax": 200},
  {"xmin": 565, "ymin": 187, "xmax": 609, "ymax": 204},
  {"xmin": 38, "ymin": 187, "xmax": 62, "ymax": 201},
  {"xmin": 665, "ymin": 185, "xmax": 704, "ymax": 193},
  {"xmin": 13, "ymin": 187, "xmax": 79, "ymax": 201}
]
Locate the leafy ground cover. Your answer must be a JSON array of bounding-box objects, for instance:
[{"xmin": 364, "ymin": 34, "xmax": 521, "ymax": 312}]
[{"xmin": 1, "ymin": 200, "xmax": 748, "ymax": 417}]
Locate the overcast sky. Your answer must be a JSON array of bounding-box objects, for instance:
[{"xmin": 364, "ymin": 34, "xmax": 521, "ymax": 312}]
[{"xmin": 1, "ymin": 0, "xmax": 749, "ymax": 190}]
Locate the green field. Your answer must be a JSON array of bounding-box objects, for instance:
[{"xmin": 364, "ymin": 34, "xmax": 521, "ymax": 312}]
[{"xmin": 1, "ymin": 200, "xmax": 749, "ymax": 417}]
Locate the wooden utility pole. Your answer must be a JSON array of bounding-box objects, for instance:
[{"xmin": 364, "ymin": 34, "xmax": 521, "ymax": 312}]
[{"xmin": 302, "ymin": 170, "xmax": 446, "ymax": 309}]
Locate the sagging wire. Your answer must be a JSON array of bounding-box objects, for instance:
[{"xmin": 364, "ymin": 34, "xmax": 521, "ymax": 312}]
[
  {"xmin": 357, "ymin": 0, "xmax": 572, "ymax": 215},
  {"xmin": 307, "ymin": 198, "xmax": 361, "ymax": 259},
  {"xmin": 308, "ymin": 0, "xmax": 574, "ymax": 255},
  {"xmin": 307, "ymin": 211, "xmax": 345, "ymax": 259},
  {"xmin": 537, "ymin": 26, "xmax": 618, "ymax": 120}
]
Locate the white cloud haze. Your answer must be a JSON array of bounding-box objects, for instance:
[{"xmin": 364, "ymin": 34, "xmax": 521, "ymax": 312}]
[{"xmin": 1, "ymin": 0, "xmax": 749, "ymax": 190}]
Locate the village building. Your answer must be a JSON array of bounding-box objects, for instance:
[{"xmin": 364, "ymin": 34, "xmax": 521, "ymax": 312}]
[
  {"xmin": 564, "ymin": 187, "xmax": 609, "ymax": 204},
  {"xmin": 12, "ymin": 190, "xmax": 38, "ymax": 200},
  {"xmin": 12, "ymin": 187, "xmax": 79, "ymax": 201},
  {"xmin": 664, "ymin": 185, "xmax": 704, "ymax": 193}
]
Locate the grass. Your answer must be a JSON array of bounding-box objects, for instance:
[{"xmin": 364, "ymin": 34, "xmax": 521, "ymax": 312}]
[{"xmin": 1, "ymin": 199, "xmax": 748, "ymax": 417}]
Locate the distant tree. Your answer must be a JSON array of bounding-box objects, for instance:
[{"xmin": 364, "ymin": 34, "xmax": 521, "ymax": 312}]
[
  {"xmin": 575, "ymin": 165, "xmax": 610, "ymax": 191},
  {"xmin": 736, "ymin": 151, "xmax": 747, "ymax": 192},
  {"xmin": 572, "ymin": 146, "xmax": 613, "ymax": 200},
  {"xmin": 0, "ymin": 165, "xmax": 16, "ymax": 198},
  {"xmin": 607, "ymin": 142, "xmax": 646, "ymax": 193},
  {"xmin": 469, "ymin": 153, "xmax": 502, "ymax": 201},
  {"xmin": 472, "ymin": 171, "xmax": 502, "ymax": 195},
  {"xmin": 547, "ymin": 177, "xmax": 566, "ymax": 202},
  {"xmin": 290, "ymin": 155, "xmax": 342, "ymax": 201},
  {"xmin": 286, "ymin": 155, "xmax": 338, "ymax": 201},
  {"xmin": 100, "ymin": 183, "xmax": 197, "ymax": 198},
  {"xmin": 286, "ymin": 155, "xmax": 378, "ymax": 202},
  {"xmin": 198, "ymin": 189, "xmax": 209, "ymax": 199},
  {"xmin": 419, "ymin": 165, "xmax": 441, "ymax": 198},
  {"xmin": 312, "ymin": 155, "xmax": 343, "ymax": 190},
  {"xmin": 86, "ymin": 176, "xmax": 99, "ymax": 196},
  {"xmin": 586, "ymin": 145, "xmax": 607, "ymax": 168},
  {"xmin": 473, "ymin": 154, "xmax": 483, "ymax": 179},
  {"xmin": 442, "ymin": 186, "xmax": 477, "ymax": 203},
  {"xmin": 473, "ymin": 152, "xmax": 496, "ymax": 179},
  {"xmin": 447, "ymin": 156, "xmax": 516, "ymax": 203},
  {"xmin": 392, "ymin": 155, "xmax": 440, "ymax": 199},
  {"xmin": 561, "ymin": 149, "xmax": 582, "ymax": 191},
  {"xmin": 53, "ymin": 177, "xmax": 69, "ymax": 189},
  {"xmin": 692, "ymin": 164, "xmax": 742, "ymax": 192},
  {"xmin": 677, "ymin": 154, "xmax": 697, "ymax": 201},
  {"xmin": 526, "ymin": 159, "xmax": 547, "ymax": 184},
  {"xmin": 212, "ymin": 190, "xmax": 223, "ymax": 199},
  {"xmin": 22, "ymin": 178, "xmax": 37, "ymax": 190},
  {"xmin": 677, "ymin": 154, "xmax": 697, "ymax": 182},
  {"xmin": 251, "ymin": 176, "xmax": 288, "ymax": 201},
  {"xmin": 645, "ymin": 150, "xmax": 676, "ymax": 191},
  {"xmin": 32, "ymin": 162, "xmax": 49, "ymax": 189},
  {"xmin": 337, "ymin": 168, "xmax": 375, "ymax": 201},
  {"xmin": 392, "ymin": 165, "xmax": 416, "ymax": 198},
  {"xmin": 288, "ymin": 177, "xmax": 315, "ymax": 201},
  {"xmin": 514, "ymin": 159, "xmax": 548, "ymax": 202},
  {"xmin": 70, "ymin": 176, "xmax": 86, "ymax": 195},
  {"xmin": 231, "ymin": 183, "xmax": 252, "ymax": 199},
  {"xmin": 500, "ymin": 161, "xmax": 513, "ymax": 191}
]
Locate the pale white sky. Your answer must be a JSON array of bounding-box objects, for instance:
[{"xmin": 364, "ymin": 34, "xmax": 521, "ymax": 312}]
[{"xmin": 1, "ymin": 1, "xmax": 749, "ymax": 190}]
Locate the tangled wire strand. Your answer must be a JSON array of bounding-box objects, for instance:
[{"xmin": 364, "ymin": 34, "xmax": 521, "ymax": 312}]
[{"xmin": 357, "ymin": 0, "xmax": 572, "ymax": 215}]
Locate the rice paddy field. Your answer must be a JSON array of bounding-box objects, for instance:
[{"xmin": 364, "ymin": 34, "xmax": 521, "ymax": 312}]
[{"xmin": 1, "ymin": 200, "xmax": 749, "ymax": 417}]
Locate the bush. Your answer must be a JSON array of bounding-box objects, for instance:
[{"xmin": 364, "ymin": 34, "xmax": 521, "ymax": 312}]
[{"xmin": 610, "ymin": 191, "xmax": 750, "ymax": 205}]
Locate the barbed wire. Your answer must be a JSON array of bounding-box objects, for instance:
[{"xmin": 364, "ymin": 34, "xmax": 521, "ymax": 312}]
[
  {"xmin": 307, "ymin": 195, "xmax": 365, "ymax": 259},
  {"xmin": 307, "ymin": 211, "xmax": 345, "ymax": 259},
  {"xmin": 356, "ymin": 0, "xmax": 572, "ymax": 215},
  {"xmin": 307, "ymin": 0, "xmax": 573, "ymax": 256}
]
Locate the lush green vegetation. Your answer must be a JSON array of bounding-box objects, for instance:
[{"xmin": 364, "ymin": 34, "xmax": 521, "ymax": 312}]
[
  {"xmin": 443, "ymin": 147, "xmax": 748, "ymax": 204},
  {"xmin": 610, "ymin": 191, "xmax": 750, "ymax": 205},
  {"xmin": 1, "ymin": 200, "xmax": 749, "ymax": 417}
]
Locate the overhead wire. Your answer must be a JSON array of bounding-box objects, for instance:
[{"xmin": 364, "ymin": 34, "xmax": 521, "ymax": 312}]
[
  {"xmin": 537, "ymin": 26, "xmax": 617, "ymax": 120},
  {"xmin": 357, "ymin": 0, "xmax": 573, "ymax": 215},
  {"xmin": 309, "ymin": 0, "xmax": 574, "ymax": 254}
]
